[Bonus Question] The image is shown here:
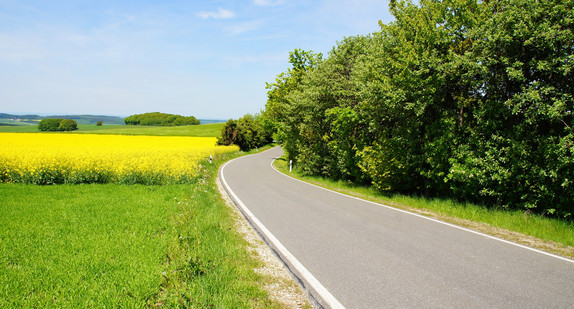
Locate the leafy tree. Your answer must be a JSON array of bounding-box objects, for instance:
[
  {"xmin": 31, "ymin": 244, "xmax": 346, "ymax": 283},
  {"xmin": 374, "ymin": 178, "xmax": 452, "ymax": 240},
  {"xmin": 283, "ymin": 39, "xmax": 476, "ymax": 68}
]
[
  {"xmin": 263, "ymin": 0, "xmax": 574, "ymax": 218},
  {"xmin": 38, "ymin": 118, "xmax": 61, "ymax": 132},
  {"xmin": 263, "ymin": 49, "xmax": 323, "ymax": 161},
  {"xmin": 444, "ymin": 0, "xmax": 574, "ymax": 214},
  {"xmin": 217, "ymin": 114, "xmax": 272, "ymax": 151},
  {"xmin": 38, "ymin": 118, "xmax": 78, "ymax": 131},
  {"xmin": 217, "ymin": 119, "xmax": 238, "ymax": 147},
  {"xmin": 58, "ymin": 119, "xmax": 78, "ymax": 131},
  {"xmin": 290, "ymin": 36, "xmax": 370, "ymax": 181}
]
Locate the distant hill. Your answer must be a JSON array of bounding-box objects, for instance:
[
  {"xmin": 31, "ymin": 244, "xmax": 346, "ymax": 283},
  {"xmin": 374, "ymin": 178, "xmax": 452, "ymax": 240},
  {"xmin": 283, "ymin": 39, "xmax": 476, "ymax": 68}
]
[
  {"xmin": 49, "ymin": 115, "xmax": 125, "ymax": 125},
  {"xmin": 0, "ymin": 113, "xmax": 125, "ymax": 125},
  {"xmin": 198, "ymin": 119, "xmax": 226, "ymax": 124},
  {"xmin": 0, "ymin": 113, "xmax": 226, "ymax": 126}
]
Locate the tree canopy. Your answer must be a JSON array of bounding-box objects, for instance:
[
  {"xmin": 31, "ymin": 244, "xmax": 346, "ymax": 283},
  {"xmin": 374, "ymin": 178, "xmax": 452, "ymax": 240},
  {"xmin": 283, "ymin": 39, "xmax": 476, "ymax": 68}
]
[{"xmin": 263, "ymin": 0, "xmax": 574, "ymax": 218}]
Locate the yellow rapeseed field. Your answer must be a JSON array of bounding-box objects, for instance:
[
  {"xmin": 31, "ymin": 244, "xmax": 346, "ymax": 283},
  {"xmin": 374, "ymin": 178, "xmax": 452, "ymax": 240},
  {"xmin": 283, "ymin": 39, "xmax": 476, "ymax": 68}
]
[{"xmin": 0, "ymin": 133, "xmax": 238, "ymax": 185}]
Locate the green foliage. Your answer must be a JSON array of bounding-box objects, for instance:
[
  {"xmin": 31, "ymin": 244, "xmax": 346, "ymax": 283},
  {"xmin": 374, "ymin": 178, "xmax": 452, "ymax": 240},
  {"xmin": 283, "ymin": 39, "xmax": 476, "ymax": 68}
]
[
  {"xmin": 38, "ymin": 118, "xmax": 78, "ymax": 131},
  {"xmin": 124, "ymin": 112, "xmax": 200, "ymax": 126},
  {"xmin": 96, "ymin": 121, "xmax": 103, "ymax": 126},
  {"xmin": 263, "ymin": 49, "xmax": 323, "ymax": 161},
  {"xmin": 217, "ymin": 114, "xmax": 272, "ymax": 151},
  {"xmin": 264, "ymin": 0, "xmax": 574, "ymax": 219}
]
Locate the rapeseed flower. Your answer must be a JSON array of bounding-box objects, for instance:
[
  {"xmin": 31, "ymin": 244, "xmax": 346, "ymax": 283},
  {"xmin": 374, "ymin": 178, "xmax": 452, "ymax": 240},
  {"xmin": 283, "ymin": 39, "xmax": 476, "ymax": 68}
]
[{"xmin": 0, "ymin": 133, "xmax": 238, "ymax": 185}]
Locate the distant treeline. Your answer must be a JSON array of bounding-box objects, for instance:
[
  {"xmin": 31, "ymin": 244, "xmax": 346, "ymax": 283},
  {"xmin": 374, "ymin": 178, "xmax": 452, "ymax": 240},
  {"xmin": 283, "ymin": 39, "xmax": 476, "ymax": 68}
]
[
  {"xmin": 124, "ymin": 112, "xmax": 200, "ymax": 126},
  {"xmin": 262, "ymin": 0, "xmax": 573, "ymax": 218},
  {"xmin": 0, "ymin": 113, "xmax": 124, "ymax": 125}
]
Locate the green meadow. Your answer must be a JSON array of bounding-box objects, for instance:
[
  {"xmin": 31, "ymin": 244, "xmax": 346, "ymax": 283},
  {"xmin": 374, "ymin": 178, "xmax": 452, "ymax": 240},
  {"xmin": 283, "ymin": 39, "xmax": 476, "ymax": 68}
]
[{"xmin": 0, "ymin": 123, "xmax": 226, "ymax": 137}]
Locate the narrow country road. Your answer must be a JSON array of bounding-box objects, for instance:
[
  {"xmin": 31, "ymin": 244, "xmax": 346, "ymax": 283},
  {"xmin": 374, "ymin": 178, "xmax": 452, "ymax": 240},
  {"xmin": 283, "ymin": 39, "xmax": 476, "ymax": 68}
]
[{"xmin": 220, "ymin": 146, "xmax": 574, "ymax": 308}]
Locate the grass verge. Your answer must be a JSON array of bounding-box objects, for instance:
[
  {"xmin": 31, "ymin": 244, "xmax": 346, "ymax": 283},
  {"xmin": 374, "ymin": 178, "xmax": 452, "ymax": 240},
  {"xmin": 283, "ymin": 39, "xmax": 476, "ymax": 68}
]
[
  {"xmin": 274, "ymin": 157, "xmax": 574, "ymax": 259},
  {"xmin": 0, "ymin": 151, "xmax": 284, "ymax": 308}
]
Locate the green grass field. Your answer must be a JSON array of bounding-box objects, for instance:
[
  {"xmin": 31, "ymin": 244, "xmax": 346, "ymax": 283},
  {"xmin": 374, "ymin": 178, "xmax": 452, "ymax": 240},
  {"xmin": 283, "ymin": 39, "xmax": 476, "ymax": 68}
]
[
  {"xmin": 73, "ymin": 123, "xmax": 225, "ymax": 137},
  {"xmin": 0, "ymin": 119, "xmax": 38, "ymax": 126},
  {"xmin": 1, "ymin": 184, "xmax": 178, "ymax": 307},
  {"xmin": 0, "ymin": 125, "xmax": 40, "ymax": 133},
  {"xmin": 0, "ymin": 123, "xmax": 225, "ymax": 137}
]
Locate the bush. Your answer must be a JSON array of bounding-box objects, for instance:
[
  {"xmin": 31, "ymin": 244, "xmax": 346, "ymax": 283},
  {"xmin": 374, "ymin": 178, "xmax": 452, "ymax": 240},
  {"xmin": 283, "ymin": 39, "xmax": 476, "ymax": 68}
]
[
  {"xmin": 217, "ymin": 114, "xmax": 272, "ymax": 151},
  {"xmin": 96, "ymin": 121, "xmax": 103, "ymax": 126}
]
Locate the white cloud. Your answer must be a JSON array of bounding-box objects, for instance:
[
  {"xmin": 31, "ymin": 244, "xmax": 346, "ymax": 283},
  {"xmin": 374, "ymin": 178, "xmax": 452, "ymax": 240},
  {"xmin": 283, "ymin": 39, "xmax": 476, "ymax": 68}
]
[
  {"xmin": 253, "ymin": 0, "xmax": 285, "ymax": 6},
  {"xmin": 196, "ymin": 8, "xmax": 235, "ymax": 19}
]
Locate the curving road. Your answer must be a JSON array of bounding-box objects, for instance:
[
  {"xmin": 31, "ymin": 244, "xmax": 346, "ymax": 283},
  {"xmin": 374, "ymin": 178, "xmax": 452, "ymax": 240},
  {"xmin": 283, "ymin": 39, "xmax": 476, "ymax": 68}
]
[{"xmin": 220, "ymin": 146, "xmax": 574, "ymax": 309}]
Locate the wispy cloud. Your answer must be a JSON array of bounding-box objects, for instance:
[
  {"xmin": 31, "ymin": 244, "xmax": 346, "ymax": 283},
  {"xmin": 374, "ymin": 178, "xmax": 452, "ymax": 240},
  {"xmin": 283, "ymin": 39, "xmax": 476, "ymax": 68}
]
[
  {"xmin": 225, "ymin": 19, "xmax": 265, "ymax": 35},
  {"xmin": 253, "ymin": 0, "xmax": 285, "ymax": 6},
  {"xmin": 196, "ymin": 8, "xmax": 235, "ymax": 19}
]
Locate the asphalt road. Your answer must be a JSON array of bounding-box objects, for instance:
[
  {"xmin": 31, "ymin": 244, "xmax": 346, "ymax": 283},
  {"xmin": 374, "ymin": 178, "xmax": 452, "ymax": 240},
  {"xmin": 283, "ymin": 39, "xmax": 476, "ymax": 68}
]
[{"xmin": 220, "ymin": 146, "xmax": 574, "ymax": 309}]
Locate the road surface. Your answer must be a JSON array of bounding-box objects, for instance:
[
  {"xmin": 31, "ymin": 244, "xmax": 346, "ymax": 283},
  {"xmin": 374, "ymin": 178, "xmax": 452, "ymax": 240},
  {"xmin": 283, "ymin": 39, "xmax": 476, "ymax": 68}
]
[{"xmin": 220, "ymin": 147, "xmax": 574, "ymax": 308}]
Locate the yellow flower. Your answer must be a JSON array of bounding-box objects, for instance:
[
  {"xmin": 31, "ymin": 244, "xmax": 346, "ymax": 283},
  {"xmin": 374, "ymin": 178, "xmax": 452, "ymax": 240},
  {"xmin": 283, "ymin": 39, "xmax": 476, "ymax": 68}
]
[{"xmin": 0, "ymin": 133, "xmax": 238, "ymax": 184}]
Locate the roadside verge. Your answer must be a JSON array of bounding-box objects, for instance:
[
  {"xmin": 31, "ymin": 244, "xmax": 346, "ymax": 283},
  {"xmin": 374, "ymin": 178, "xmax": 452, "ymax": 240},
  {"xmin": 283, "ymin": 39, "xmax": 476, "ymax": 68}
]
[{"xmin": 219, "ymin": 149, "xmax": 345, "ymax": 309}]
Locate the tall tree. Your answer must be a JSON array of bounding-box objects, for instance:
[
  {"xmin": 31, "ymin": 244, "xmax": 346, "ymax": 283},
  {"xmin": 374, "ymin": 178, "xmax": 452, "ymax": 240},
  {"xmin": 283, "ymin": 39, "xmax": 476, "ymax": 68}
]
[{"xmin": 263, "ymin": 49, "xmax": 322, "ymax": 161}]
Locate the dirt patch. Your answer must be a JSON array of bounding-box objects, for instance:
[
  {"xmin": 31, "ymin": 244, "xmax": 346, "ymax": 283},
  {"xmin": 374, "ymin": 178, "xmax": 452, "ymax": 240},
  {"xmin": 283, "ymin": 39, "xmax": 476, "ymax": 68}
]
[{"xmin": 216, "ymin": 176, "xmax": 311, "ymax": 309}]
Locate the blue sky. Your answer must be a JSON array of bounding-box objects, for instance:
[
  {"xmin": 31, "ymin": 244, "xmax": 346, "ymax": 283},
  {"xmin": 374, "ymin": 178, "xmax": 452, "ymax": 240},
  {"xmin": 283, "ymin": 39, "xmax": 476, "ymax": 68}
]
[{"xmin": 1, "ymin": 0, "xmax": 393, "ymax": 119}]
